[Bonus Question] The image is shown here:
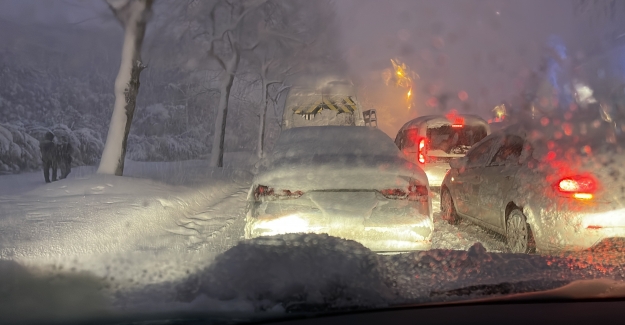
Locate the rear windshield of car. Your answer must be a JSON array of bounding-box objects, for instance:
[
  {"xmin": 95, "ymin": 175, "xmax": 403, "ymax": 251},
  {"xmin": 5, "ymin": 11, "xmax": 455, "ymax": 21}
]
[
  {"xmin": 427, "ymin": 125, "xmax": 488, "ymax": 153},
  {"xmin": 273, "ymin": 126, "xmax": 401, "ymax": 158}
]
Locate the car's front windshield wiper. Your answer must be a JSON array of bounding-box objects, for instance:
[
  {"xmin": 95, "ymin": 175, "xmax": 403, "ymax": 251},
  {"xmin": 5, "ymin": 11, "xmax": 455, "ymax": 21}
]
[{"xmin": 430, "ymin": 280, "xmax": 571, "ymax": 299}]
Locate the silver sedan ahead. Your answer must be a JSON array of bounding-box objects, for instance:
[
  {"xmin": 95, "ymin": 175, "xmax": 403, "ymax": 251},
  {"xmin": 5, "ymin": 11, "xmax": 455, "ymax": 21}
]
[
  {"xmin": 245, "ymin": 126, "xmax": 433, "ymax": 253},
  {"xmin": 440, "ymin": 120, "xmax": 625, "ymax": 254}
]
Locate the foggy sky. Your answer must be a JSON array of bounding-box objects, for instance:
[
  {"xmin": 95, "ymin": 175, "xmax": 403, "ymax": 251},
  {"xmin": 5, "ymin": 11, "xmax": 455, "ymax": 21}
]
[
  {"xmin": 335, "ymin": 0, "xmax": 578, "ymax": 135},
  {"xmin": 0, "ymin": 0, "xmax": 586, "ymax": 137}
]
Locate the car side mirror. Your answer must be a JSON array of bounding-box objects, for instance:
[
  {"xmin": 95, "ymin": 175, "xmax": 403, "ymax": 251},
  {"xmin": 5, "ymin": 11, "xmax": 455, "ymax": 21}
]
[{"xmin": 449, "ymin": 157, "xmax": 466, "ymax": 169}]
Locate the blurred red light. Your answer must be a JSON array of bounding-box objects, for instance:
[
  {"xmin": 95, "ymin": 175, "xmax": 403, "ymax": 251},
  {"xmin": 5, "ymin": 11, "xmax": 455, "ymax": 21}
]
[
  {"xmin": 418, "ymin": 139, "xmax": 426, "ymax": 164},
  {"xmin": 556, "ymin": 176, "xmax": 597, "ymax": 200}
]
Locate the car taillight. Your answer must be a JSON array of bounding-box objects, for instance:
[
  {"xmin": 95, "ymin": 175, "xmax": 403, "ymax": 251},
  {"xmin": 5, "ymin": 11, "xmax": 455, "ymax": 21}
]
[
  {"xmin": 418, "ymin": 139, "xmax": 426, "ymax": 164},
  {"xmin": 555, "ymin": 176, "xmax": 596, "ymax": 200},
  {"xmin": 254, "ymin": 185, "xmax": 303, "ymax": 201},
  {"xmin": 380, "ymin": 182, "xmax": 428, "ymax": 201}
]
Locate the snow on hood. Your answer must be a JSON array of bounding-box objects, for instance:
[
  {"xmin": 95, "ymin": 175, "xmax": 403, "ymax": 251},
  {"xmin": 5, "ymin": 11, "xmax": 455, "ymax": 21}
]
[
  {"xmin": 176, "ymin": 235, "xmax": 624, "ymax": 312},
  {"xmin": 176, "ymin": 233, "xmax": 397, "ymax": 311},
  {"xmin": 272, "ymin": 126, "xmax": 401, "ymax": 158},
  {"xmin": 3, "ymin": 234, "xmax": 624, "ymax": 319},
  {"xmin": 256, "ymin": 126, "xmax": 428, "ymax": 190}
]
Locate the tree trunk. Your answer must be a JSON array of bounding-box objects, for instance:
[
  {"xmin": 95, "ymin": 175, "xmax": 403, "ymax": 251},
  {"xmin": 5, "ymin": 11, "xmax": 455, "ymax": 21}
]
[
  {"xmin": 209, "ymin": 50, "xmax": 240, "ymax": 167},
  {"xmin": 257, "ymin": 79, "xmax": 268, "ymax": 158},
  {"xmin": 98, "ymin": 0, "xmax": 152, "ymax": 176}
]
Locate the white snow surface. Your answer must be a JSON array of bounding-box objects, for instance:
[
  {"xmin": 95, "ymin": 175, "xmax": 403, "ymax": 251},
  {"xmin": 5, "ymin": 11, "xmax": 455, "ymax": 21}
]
[{"xmin": 1, "ymin": 151, "xmax": 625, "ymax": 323}]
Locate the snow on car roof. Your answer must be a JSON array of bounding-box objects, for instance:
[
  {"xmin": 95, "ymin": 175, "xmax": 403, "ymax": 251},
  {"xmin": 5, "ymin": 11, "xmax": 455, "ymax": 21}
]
[
  {"xmin": 273, "ymin": 126, "xmax": 400, "ymax": 157},
  {"xmin": 258, "ymin": 126, "xmax": 430, "ymax": 190},
  {"xmin": 398, "ymin": 114, "xmax": 490, "ymax": 132}
]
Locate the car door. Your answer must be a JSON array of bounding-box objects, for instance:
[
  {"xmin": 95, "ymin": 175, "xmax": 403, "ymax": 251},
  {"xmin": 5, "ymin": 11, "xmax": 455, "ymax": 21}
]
[
  {"xmin": 476, "ymin": 135, "xmax": 524, "ymax": 229},
  {"xmin": 451, "ymin": 135, "xmax": 501, "ymax": 217}
]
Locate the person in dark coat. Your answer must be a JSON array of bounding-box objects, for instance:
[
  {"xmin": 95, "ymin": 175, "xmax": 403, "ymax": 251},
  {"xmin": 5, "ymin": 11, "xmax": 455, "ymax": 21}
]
[
  {"xmin": 57, "ymin": 139, "xmax": 73, "ymax": 179},
  {"xmin": 40, "ymin": 131, "xmax": 57, "ymax": 183}
]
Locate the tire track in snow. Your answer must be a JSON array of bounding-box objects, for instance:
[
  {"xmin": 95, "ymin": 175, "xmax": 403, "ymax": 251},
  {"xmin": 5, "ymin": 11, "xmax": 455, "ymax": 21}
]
[{"xmin": 174, "ymin": 186, "xmax": 250, "ymax": 253}]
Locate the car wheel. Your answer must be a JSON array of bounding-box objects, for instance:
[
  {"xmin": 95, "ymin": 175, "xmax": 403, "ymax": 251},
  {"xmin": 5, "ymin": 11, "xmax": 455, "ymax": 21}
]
[
  {"xmin": 506, "ymin": 209, "xmax": 536, "ymax": 254},
  {"xmin": 440, "ymin": 188, "xmax": 460, "ymax": 225}
]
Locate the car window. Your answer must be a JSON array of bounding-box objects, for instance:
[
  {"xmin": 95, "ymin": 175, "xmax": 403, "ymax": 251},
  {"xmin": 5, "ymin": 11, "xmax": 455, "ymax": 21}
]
[
  {"xmin": 465, "ymin": 136, "xmax": 501, "ymax": 168},
  {"xmin": 427, "ymin": 125, "xmax": 488, "ymax": 154},
  {"xmin": 394, "ymin": 131, "xmax": 404, "ymax": 149},
  {"xmin": 394, "ymin": 128, "xmax": 420, "ymax": 151},
  {"xmin": 489, "ymin": 135, "xmax": 524, "ymax": 166}
]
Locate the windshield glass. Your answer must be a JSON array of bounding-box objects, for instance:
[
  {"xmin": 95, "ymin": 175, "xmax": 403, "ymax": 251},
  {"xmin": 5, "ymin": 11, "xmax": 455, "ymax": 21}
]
[{"xmin": 2, "ymin": 0, "xmax": 625, "ymax": 324}]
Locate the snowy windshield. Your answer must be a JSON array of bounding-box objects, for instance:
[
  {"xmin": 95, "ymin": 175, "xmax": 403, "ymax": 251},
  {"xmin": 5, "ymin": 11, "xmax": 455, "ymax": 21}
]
[{"xmin": 3, "ymin": 0, "xmax": 625, "ymax": 324}]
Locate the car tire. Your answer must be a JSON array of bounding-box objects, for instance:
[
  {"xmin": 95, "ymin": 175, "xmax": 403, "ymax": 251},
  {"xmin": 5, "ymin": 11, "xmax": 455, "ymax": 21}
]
[
  {"xmin": 440, "ymin": 187, "xmax": 460, "ymax": 225},
  {"xmin": 506, "ymin": 209, "xmax": 536, "ymax": 254}
]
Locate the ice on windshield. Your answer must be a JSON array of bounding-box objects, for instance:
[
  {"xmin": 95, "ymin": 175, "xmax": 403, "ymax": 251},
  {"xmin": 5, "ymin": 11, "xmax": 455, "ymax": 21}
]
[{"xmin": 2, "ymin": 0, "xmax": 625, "ymax": 323}]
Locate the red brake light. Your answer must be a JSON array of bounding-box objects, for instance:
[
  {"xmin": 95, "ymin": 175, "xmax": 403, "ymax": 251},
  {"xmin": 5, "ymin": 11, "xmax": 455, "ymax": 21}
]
[
  {"xmin": 555, "ymin": 176, "xmax": 596, "ymax": 200},
  {"xmin": 380, "ymin": 188, "xmax": 406, "ymax": 198},
  {"xmin": 254, "ymin": 185, "xmax": 303, "ymax": 201},
  {"xmin": 451, "ymin": 124, "xmax": 463, "ymax": 128},
  {"xmin": 380, "ymin": 182, "xmax": 428, "ymax": 201},
  {"xmin": 418, "ymin": 139, "xmax": 426, "ymax": 164}
]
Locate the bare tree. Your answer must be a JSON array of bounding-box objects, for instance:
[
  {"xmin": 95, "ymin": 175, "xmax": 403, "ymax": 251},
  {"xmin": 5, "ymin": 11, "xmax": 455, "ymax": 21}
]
[
  {"xmin": 98, "ymin": 0, "xmax": 153, "ymax": 175},
  {"xmin": 251, "ymin": 0, "xmax": 341, "ymax": 157},
  {"xmin": 185, "ymin": 0, "xmax": 267, "ymax": 167},
  {"xmin": 253, "ymin": 41, "xmax": 305, "ymax": 158}
]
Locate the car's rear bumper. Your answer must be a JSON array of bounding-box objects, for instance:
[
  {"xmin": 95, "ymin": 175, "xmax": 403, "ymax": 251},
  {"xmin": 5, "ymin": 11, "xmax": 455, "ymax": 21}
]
[
  {"xmin": 533, "ymin": 208, "xmax": 625, "ymax": 252},
  {"xmin": 245, "ymin": 193, "xmax": 433, "ymax": 252}
]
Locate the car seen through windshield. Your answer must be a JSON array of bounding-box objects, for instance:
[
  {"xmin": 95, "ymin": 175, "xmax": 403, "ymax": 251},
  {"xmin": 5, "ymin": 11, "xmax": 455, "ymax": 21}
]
[{"xmin": 1, "ymin": 0, "xmax": 625, "ymax": 324}]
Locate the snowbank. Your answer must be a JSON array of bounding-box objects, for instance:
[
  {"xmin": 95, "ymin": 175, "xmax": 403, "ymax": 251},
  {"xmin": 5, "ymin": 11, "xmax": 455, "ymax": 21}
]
[{"xmin": 0, "ymin": 159, "xmax": 254, "ymax": 259}]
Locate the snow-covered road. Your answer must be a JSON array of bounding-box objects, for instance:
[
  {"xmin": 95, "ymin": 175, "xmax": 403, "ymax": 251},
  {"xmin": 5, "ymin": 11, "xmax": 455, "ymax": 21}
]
[
  {"xmin": 431, "ymin": 193, "xmax": 507, "ymax": 252},
  {"xmin": 3, "ymin": 158, "xmax": 625, "ymax": 322},
  {"xmin": 0, "ymin": 159, "xmax": 506, "ymax": 261}
]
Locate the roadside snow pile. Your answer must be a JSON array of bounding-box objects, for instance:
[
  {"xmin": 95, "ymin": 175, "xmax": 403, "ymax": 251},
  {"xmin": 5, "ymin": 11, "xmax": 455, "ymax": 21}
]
[
  {"xmin": 176, "ymin": 233, "xmax": 398, "ymax": 311},
  {"xmin": 0, "ymin": 160, "xmax": 253, "ymax": 258},
  {"xmin": 0, "ymin": 123, "xmax": 40, "ymax": 173}
]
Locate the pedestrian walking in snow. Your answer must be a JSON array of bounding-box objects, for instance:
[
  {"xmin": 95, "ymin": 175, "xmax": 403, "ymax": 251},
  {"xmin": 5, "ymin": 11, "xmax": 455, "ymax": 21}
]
[
  {"xmin": 40, "ymin": 131, "xmax": 58, "ymax": 183},
  {"xmin": 57, "ymin": 139, "xmax": 73, "ymax": 179}
]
